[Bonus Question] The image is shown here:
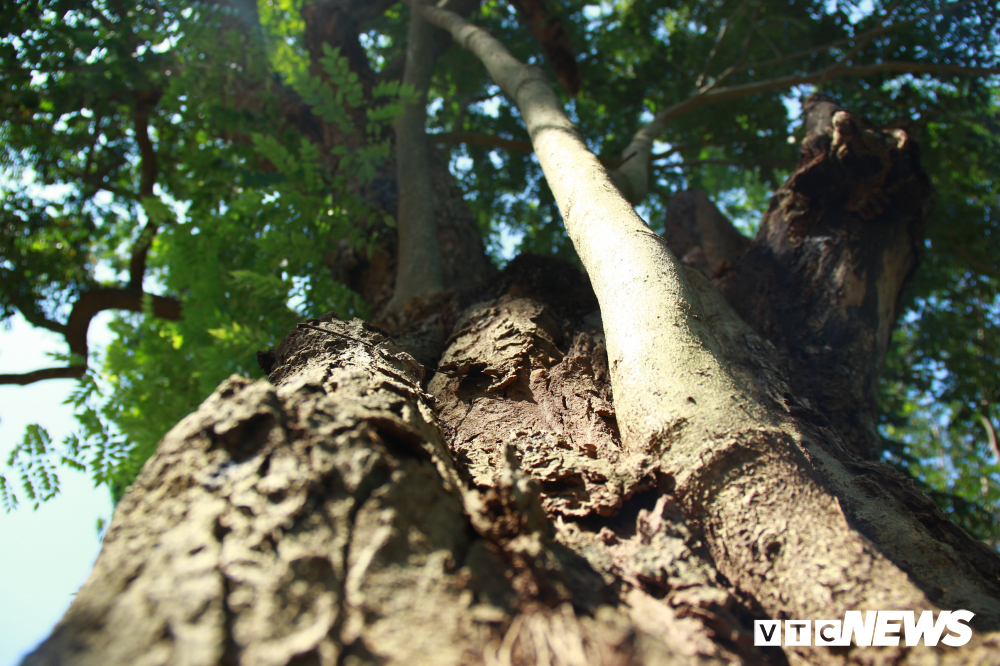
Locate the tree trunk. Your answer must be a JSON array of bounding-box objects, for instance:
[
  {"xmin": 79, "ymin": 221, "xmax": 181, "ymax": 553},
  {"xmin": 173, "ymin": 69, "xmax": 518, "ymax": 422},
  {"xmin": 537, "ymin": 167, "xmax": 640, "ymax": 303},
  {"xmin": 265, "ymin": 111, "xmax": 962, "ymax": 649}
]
[
  {"xmin": 23, "ymin": 251, "xmax": 1000, "ymax": 666},
  {"xmin": 21, "ymin": 13, "xmax": 1000, "ymax": 666}
]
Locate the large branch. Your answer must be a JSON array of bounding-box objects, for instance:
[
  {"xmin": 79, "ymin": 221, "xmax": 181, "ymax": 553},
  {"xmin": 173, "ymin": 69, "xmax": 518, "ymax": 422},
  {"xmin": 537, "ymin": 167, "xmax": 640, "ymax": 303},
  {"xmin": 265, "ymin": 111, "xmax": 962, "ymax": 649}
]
[
  {"xmin": 65, "ymin": 288, "xmax": 181, "ymax": 358},
  {"xmin": 412, "ymin": 0, "xmax": 756, "ymax": 494},
  {"xmin": 612, "ymin": 60, "xmax": 1000, "ymax": 204},
  {"xmin": 382, "ymin": 4, "xmax": 445, "ymax": 314},
  {"xmin": 1, "ymin": 288, "xmax": 182, "ymax": 387},
  {"xmin": 128, "ymin": 88, "xmax": 162, "ymax": 290},
  {"xmin": 509, "ymin": 0, "xmax": 580, "ymax": 96},
  {"xmin": 0, "ymin": 366, "xmax": 87, "ymax": 385}
]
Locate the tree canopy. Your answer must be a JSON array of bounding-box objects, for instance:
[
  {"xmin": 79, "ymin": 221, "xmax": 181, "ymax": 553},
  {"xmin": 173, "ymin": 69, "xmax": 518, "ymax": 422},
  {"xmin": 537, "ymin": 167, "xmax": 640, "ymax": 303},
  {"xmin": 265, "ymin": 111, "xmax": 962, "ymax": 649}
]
[{"xmin": 2, "ymin": 0, "xmax": 999, "ymax": 543}]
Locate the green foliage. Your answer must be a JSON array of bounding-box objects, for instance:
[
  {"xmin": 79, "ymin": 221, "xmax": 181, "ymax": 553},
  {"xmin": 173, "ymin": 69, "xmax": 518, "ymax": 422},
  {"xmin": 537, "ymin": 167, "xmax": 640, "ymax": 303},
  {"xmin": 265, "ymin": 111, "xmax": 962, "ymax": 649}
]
[
  {"xmin": 1, "ymin": 0, "xmax": 403, "ymax": 505},
  {"xmin": 4, "ymin": 424, "xmax": 59, "ymax": 510}
]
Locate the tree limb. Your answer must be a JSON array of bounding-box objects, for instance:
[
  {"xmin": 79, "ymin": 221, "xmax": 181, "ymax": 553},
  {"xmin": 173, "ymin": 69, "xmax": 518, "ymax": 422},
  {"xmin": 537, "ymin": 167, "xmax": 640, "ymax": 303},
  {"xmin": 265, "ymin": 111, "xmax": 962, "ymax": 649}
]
[
  {"xmin": 0, "ymin": 366, "xmax": 87, "ymax": 386},
  {"xmin": 383, "ymin": 3, "xmax": 445, "ymax": 314},
  {"xmin": 413, "ymin": 1, "xmax": 1000, "ymax": 634},
  {"xmin": 613, "ymin": 59, "xmax": 1000, "ymax": 204},
  {"xmin": 128, "ymin": 88, "xmax": 162, "ymax": 290},
  {"xmin": 65, "ymin": 288, "xmax": 182, "ymax": 358},
  {"xmin": 0, "ymin": 288, "xmax": 183, "ymax": 387},
  {"xmin": 509, "ymin": 0, "xmax": 581, "ymax": 96}
]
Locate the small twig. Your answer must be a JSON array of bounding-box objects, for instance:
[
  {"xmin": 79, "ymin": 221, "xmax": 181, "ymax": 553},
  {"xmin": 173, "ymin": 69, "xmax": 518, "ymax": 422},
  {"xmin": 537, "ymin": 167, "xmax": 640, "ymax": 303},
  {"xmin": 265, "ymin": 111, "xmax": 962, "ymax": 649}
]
[
  {"xmin": 700, "ymin": 7, "xmax": 758, "ymax": 93},
  {"xmin": 757, "ymin": 26, "xmax": 783, "ymax": 60},
  {"xmin": 695, "ymin": 1, "xmax": 749, "ymax": 88},
  {"xmin": 653, "ymin": 157, "xmax": 796, "ymax": 171}
]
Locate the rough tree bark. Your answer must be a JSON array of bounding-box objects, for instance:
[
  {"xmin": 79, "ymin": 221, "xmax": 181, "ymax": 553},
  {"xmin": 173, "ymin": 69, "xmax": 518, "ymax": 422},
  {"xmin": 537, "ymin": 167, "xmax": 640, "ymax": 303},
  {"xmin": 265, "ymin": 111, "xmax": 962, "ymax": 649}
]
[{"xmin": 20, "ymin": 5, "xmax": 1000, "ymax": 666}]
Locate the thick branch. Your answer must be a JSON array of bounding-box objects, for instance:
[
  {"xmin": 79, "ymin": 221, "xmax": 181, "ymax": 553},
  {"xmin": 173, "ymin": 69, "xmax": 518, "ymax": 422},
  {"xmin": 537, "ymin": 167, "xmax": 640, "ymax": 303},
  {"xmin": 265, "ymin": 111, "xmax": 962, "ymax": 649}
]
[
  {"xmin": 1, "ymin": 288, "xmax": 182, "ymax": 387},
  {"xmin": 383, "ymin": 5, "xmax": 445, "ymax": 314},
  {"xmin": 415, "ymin": 2, "xmax": 1000, "ymax": 653},
  {"xmin": 717, "ymin": 95, "xmax": 932, "ymax": 459},
  {"xmin": 509, "ymin": 0, "xmax": 581, "ymax": 96},
  {"xmin": 0, "ymin": 366, "xmax": 87, "ymax": 385},
  {"xmin": 65, "ymin": 288, "xmax": 182, "ymax": 358},
  {"xmin": 128, "ymin": 89, "xmax": 162, "ymax": 290},
  {"xmin": 613, "ymin": 60, "xmax": 1000, "ymax": 204},
  {"xmin": 413, "ymin": 0, "xmax": 755, "ymax": 465}
]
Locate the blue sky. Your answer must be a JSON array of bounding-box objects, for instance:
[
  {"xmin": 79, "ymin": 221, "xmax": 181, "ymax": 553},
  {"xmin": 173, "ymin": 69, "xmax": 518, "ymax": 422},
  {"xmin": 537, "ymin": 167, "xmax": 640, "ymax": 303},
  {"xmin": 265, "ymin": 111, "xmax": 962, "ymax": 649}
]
[{"xmin": 0, "ymin": 315, "xmax": 113, "ymax": 666}]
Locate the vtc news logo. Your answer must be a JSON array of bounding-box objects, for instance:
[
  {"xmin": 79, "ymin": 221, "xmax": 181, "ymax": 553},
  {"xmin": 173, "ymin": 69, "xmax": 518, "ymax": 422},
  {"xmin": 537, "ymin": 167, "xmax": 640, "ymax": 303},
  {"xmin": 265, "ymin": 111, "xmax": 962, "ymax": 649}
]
[{"xmin": 754, "ymin": 610, "xmax": 975, "ymax": 647}]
